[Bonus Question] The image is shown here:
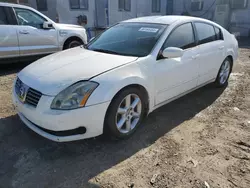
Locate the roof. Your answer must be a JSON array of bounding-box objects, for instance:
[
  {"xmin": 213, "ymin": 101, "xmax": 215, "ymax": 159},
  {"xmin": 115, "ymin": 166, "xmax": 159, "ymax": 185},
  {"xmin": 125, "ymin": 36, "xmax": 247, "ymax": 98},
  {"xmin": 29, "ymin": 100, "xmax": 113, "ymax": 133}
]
[
  {"xmin": 0, "ymin": 2, "xmax": 31, "ymax": 9},
  {"xmin": 123, "ymin": 15, "xmax": 209, "ymax": 25}
]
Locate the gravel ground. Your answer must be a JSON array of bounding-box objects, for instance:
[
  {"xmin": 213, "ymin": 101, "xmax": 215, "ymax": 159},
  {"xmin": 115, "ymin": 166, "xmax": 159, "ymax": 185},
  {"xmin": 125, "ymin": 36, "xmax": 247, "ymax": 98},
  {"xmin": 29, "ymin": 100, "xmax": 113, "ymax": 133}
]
[{"xmin": 0, "ymin": 45, "xmax": 249, "ymax": 188}]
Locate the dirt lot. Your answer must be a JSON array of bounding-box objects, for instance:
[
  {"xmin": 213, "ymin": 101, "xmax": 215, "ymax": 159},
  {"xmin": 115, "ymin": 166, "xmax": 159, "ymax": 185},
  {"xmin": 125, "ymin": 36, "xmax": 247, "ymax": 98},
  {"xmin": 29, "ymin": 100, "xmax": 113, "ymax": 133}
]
[{"xmin": 0, "ymin": 46, "xmax": 249, "ymax": 188}]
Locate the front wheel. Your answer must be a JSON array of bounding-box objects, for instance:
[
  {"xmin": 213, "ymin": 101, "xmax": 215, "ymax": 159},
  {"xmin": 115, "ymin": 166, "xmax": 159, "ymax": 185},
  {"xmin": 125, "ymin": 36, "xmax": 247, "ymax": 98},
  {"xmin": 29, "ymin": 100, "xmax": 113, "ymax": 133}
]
[
  {"xmin": 65, "ymin": 40, "xmax": 83, "ymax": 49},
  {"xmin": 214, "ymin": 58, "xmax": 232, "ymax": 87},
  {"xmin": 104, "ymin": 87, "xmax": 147, "ymax": 139}
]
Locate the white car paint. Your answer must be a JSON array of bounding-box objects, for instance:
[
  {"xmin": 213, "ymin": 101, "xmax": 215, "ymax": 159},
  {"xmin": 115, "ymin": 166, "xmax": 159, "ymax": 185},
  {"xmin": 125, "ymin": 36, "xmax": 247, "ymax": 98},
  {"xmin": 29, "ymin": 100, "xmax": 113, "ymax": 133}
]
[
  {"xmin": 0, "ymin": 2, "xmax": 87, "ymax": 60},
  {"xmin": 12, "ymin": 16, "xmax": 238, "ymax": 142},
  {"xmin": 18, "ymin": 48, "xmax": 138, "ymax": 96}
]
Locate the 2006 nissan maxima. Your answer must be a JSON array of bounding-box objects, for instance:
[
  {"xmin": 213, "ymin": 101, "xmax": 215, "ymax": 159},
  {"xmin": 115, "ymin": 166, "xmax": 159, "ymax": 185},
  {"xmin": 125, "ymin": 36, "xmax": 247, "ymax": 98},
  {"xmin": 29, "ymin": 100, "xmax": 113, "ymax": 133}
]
[{"xmin": 12, "ymin": 16, "xmax": 238, "ymax": 142}]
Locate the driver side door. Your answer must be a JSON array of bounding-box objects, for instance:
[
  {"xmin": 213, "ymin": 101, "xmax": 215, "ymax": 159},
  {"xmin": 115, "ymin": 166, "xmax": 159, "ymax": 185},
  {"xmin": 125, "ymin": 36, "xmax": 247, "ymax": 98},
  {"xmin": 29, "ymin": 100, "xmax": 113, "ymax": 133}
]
[
  {"xmin": 154, "ymin": 22, "xmax": 200, "ymax": 106},
  {"xmin": 13, "ymin": 7, "xmax": 59, "ymax": 57}
]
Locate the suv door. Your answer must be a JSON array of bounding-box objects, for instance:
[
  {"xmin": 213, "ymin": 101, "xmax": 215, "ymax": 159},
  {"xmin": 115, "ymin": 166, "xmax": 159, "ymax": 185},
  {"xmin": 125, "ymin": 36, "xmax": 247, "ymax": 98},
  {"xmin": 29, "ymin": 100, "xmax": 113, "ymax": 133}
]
[
  {"xmin": 154, "ymin": 23, "xmax": 200, "ymax": 105},
  {"xmin": 0, "ymin": 6, "xmax": 19, "ymax": 61},
  {"xmin": 13, "ymin": 7, "xmax": 59, "ymax": 57},
  {"xmin": 194, "ymin": 22, "xmax": 225, "ymax": 85}
]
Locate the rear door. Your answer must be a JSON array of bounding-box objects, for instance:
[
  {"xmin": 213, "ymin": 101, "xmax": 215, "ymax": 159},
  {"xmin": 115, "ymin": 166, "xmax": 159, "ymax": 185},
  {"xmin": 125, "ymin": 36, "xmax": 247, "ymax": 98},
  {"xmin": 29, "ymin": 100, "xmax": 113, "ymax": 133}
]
[
  {"xmin": 0, "ymin": 6, "xmax": 19, "ymax": 61},
  {"xmin": 13, "ymin": 7, "xmax": 59, "ymax": 57},
  {"xmin": 194, "ymin": 22, "xmax": 225, "ymax": 85}
]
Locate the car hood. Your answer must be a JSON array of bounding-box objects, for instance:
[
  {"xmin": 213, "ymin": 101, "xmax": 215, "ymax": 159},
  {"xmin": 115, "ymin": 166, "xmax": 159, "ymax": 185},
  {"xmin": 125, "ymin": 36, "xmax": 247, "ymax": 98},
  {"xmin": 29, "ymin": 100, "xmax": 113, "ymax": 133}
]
[
  {"xmin": 18, "ymin": 48, "xmax": 138, "ymax": 96},
  {"xmin": 56, "ymin": 23, "xmax": 85, "ymax": 30}
]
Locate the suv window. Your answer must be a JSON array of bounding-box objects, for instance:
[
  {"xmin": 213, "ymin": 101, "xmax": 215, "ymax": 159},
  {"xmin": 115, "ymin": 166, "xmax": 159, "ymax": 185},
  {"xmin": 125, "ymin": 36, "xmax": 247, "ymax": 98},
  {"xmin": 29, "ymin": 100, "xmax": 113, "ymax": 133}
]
[
  {"xmin": 0, "ymin": 6, "xmax": 8, "ymax": 25},
  {"xmin": 163, "ymin": 23, "xmax": 195, "ymax": 50},
  {"xmin": 214, "ymin": 27, "xmax": 224, "ymax": 40},
  {"xmin": 14, "ymin": 8, "xmax": 46, "ymax": 29},
  {"xmin": 195, "ymin": 22, "xmax": 216, "ymax": 45}
]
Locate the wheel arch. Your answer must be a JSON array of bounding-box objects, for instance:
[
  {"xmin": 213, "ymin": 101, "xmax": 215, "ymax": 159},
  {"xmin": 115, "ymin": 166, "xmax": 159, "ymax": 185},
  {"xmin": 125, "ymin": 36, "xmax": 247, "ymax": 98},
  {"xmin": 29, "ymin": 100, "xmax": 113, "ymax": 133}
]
[
  {"xmin": 226, "ymin": 48, "xmax": 235, "ymax": 64},
  {"xmin": 87, "ymin": 74, "xmax": 153, "ymax": 111},
  {"xmin": 111, "ymin": 84, "xmax": 150, "ymax": 110},
  {"xmin": 63, "ymin": 36, "xmax": 84, "ymax": 50},
  {"xmin": 225, "ymin": 55, "xmax": 234, "ymax": 72},
  {"xmin": 103, "ymin": 83, "xmax": 150, "ymax": 136}
]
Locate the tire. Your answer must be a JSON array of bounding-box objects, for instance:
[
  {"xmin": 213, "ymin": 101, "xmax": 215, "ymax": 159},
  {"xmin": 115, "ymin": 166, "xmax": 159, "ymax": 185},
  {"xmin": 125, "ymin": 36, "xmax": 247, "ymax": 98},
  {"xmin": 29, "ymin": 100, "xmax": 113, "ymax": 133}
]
[
  {"xmin": 214, "ymin": 58, "xmax": 232, "ymax": 87},
  {"xmin": 64, "ymin": 40, "xmax": 83, "ymax": 49},
  {"xmin": 104, "ymin": 87, "xmax": 147, "ymax": 139}
]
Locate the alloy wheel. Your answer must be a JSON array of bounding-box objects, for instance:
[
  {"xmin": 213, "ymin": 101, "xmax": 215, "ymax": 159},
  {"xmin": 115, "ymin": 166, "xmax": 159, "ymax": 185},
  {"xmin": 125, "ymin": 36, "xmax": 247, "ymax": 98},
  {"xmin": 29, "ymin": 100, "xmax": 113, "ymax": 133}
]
[
  {"xmin": 115, "ymin": 94, "xmax": 142, "ymax": 134},
  {"xmin": 219, "ymin": 60, "xmax": 231, "ymax": 85}
]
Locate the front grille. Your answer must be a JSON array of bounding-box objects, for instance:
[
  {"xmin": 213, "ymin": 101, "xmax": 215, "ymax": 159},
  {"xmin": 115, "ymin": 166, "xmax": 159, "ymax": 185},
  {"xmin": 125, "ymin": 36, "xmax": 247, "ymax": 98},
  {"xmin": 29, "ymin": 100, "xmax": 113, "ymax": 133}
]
[
  {"xmin": 15, "ymin": 78, "xmax": 42, "ymax": 107},
  {"xmin": 26, "ymin": 88, "xmax": 42, "ymax": 107}
]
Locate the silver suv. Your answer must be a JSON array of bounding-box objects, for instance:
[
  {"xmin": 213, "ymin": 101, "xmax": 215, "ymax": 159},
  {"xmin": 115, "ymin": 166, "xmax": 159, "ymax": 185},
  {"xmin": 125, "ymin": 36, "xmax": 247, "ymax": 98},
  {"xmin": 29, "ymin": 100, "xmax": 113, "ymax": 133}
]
[{"xmin": 0, "ymin": 2, "xmax": 87, "ymax": 63}]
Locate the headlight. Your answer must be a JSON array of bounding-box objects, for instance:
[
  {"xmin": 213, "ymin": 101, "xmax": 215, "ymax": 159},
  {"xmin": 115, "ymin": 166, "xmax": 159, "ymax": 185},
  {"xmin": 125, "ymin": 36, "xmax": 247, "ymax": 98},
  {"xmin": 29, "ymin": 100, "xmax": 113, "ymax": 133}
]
[{"xmin": 51, "ymin": 81, "xmax": 98, "ymax": 110}]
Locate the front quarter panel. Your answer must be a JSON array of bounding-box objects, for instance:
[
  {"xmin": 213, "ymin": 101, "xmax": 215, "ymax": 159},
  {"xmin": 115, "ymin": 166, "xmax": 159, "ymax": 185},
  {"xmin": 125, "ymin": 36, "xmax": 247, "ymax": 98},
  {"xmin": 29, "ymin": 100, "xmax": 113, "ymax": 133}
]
[{"xmin": 86, "ymin": 59, "xmax": 154, "ymax": 110}]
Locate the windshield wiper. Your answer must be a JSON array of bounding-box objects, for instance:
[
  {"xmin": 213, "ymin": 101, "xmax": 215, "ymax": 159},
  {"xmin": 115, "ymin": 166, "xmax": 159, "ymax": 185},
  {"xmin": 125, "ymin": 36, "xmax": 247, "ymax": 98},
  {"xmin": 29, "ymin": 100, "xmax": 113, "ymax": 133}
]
[{"xmin": 92, "ymin": 48, "xmax": 120, "ymax": 55}]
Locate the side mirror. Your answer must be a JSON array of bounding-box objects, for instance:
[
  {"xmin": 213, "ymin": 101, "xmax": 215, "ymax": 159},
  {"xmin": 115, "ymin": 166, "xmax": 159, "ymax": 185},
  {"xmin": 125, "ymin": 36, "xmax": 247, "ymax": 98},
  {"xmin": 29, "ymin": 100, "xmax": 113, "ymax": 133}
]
[
  {"xmin": 162, "ymin": 47, "xmax": 184, "ymax": 58},
  {"xmin": 43, "ymin": 21, "xmax": 53, "ymax": 29}
]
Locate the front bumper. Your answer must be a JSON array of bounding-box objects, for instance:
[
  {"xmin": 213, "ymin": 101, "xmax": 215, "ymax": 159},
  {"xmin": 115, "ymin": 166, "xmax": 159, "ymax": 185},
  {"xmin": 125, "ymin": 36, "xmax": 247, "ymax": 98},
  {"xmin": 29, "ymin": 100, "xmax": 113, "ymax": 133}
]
[{"xmin": 12, "ymin": 89, "xmax": 110, "ymax": 142}]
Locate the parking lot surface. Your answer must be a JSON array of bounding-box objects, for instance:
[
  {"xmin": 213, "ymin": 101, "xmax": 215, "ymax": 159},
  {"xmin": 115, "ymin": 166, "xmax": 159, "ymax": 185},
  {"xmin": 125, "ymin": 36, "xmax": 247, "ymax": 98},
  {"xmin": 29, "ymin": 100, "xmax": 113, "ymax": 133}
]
[{"xmin": 0, "ymin": 46, "xmax": 250, "ymax": 188}]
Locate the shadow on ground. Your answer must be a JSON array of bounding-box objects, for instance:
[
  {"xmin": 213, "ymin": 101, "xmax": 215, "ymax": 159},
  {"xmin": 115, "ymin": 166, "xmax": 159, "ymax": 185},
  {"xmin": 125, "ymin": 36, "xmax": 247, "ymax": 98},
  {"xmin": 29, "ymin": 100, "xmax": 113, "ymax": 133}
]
[
  {"xmin": 0, "ymin": 84, "xmax": 226, "ymax": 188},
  {"xmin": 0, "ymin": 62, "xmax": 32, "ymax": 77}
]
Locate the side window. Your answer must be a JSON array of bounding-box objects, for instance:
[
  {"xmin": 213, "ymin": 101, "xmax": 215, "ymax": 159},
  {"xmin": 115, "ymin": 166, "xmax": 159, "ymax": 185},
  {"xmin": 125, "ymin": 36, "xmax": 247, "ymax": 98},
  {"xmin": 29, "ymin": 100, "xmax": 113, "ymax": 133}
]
[
  {"xmin": 163, "ymin": 23, "xmax": 196, "ymax": 50},
  {"xmin": 195, "ymin": 22, "xmax": 216, "ymax": 45},
  {"xmin": 0, "ymin": 6, "xmax": 8, "ymax": 25},
  {"xmin": 214, "ymin": 27, "xmax": 224, "ymax": 40},
  {"xmin": 14, "ymin": 8, "xmax": 46, "ymax": 29}
]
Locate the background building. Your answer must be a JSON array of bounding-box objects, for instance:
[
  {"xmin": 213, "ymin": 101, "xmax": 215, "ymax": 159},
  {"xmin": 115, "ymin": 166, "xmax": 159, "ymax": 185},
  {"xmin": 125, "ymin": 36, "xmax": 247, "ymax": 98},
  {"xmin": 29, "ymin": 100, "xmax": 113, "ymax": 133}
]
[
  {"xmin": 2, "ymin": 0, "xmax": 250, "ymax": 37},
  {"xmin": 173, "ymin": 0, "xmax": 250, "ymax": 37}
]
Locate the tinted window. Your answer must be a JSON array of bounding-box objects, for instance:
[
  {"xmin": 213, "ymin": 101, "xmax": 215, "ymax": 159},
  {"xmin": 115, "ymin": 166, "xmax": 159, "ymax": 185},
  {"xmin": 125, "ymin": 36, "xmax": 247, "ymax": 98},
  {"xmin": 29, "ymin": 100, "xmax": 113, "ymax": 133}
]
[
  {"xmin": 214, "ymin": 27, "xmax": 224, "ymax": 40},
  {"xmin": 88, "ymin": 23, "xmax": 167, "ymax": 57},
  {"xmin": 0, "ymin": 7, "xmax": 8, "ymax": 25},
  {"xmin": 163, "ymin": 23, "xmax": 195, "ymax": 50},
  {"xmin": 195, "ymin": 23, "xmax": 216, "ymax": 44},
  {"xmin": 14, "ymin": 8, "xmax": 46, "ymax": 29}
]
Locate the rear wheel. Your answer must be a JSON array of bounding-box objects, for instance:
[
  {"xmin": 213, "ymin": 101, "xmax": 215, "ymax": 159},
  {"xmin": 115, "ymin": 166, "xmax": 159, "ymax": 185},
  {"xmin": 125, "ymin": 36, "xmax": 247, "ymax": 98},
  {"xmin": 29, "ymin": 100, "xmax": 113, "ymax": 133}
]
[
  {"xmin": 104, "ymin": 87, "xmax": 147, "ymax": 139},
  {"xmin": 214, "ymin": 58, "xmax": 232, "ymax": 87}
]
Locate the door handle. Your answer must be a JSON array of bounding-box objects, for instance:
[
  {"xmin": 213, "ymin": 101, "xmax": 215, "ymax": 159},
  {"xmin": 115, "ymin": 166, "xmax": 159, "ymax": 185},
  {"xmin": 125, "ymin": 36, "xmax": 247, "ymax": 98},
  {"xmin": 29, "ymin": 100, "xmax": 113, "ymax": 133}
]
[
  {"xmin": 219, "ymin": 46, "xmax": 224, "ymax": 50},
  {"xmin": 19, "ymin": 30, "xmax": 29, "ymax": 34}
]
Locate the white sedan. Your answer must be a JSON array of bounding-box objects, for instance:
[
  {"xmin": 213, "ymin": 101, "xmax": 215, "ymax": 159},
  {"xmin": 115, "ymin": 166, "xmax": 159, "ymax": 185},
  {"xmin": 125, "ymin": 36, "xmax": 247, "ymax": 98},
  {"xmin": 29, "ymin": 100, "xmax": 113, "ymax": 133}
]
[{"xmin": 12, "ymin": 16, "xmax": 238, "ymax": 142}]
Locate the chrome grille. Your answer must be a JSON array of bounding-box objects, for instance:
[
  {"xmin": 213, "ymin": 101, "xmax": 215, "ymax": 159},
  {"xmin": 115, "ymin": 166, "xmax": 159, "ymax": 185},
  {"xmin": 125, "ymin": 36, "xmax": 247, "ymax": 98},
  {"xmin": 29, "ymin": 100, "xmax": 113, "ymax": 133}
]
[
  {"xmin": 15, "ymin": 78, "xmax": 42, "ymax": 107},
  {"xmin": 26, "ymin": 88, "xmax": 42, "ymax": 107}
]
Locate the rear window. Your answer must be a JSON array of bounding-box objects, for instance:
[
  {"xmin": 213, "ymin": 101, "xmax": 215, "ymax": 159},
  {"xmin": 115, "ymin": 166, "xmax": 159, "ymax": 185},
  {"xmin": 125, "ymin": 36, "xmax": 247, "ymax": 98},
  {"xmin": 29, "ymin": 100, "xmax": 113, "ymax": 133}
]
[
  {"xmin": 0, "ymin": 7, "xmax": 8, "ymax": 25},
  {"xmin": 195, "ymin": 22, "xmax": 216, "ymax": 45}
]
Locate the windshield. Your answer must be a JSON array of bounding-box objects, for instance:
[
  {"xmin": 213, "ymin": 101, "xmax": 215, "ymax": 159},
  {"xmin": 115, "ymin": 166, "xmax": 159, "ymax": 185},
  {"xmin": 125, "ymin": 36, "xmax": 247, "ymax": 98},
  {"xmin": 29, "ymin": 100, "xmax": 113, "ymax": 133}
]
[{"xmin": 87, "ymin": 23, "xmax": 167, "ymax": 57}]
